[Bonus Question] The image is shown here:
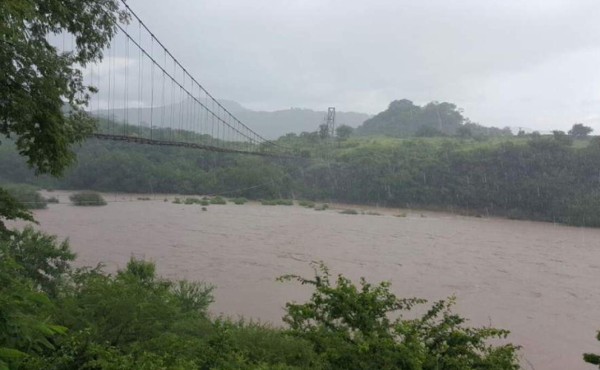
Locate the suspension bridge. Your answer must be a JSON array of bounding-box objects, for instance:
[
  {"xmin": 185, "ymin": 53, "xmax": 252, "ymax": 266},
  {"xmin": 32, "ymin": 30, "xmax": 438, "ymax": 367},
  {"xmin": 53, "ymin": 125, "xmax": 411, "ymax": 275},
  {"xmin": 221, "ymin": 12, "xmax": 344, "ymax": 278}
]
[{"xmin": 66, "ymin": 1, "xmax": 293, "ymax": 158}]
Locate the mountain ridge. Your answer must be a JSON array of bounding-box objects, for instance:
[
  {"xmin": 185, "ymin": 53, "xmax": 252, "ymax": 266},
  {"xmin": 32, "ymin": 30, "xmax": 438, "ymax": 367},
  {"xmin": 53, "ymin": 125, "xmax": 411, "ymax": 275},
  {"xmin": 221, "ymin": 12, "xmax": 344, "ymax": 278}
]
[{"xmin": 92, "ymin": 100, "xmax": 371, "ymax": 140}]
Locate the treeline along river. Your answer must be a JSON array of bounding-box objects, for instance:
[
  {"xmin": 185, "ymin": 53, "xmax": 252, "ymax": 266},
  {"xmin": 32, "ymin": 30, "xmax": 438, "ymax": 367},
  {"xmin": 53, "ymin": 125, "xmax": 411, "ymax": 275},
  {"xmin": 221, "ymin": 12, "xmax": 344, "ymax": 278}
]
[{"xmin": 2, "ymin": 132, "xmax": 600, "ymax": 227}]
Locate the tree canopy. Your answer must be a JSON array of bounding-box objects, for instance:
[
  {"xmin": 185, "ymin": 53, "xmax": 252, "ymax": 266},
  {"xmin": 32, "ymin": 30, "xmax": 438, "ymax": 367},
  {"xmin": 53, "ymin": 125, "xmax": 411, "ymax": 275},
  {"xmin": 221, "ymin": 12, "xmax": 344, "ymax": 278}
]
[
  {"xmin": 568, "ymin": 123, "xmax": 593, "ymax": 138},
  {"xmin": 0, "ymin": 0, "xmax": 125, "ymax": 232}
]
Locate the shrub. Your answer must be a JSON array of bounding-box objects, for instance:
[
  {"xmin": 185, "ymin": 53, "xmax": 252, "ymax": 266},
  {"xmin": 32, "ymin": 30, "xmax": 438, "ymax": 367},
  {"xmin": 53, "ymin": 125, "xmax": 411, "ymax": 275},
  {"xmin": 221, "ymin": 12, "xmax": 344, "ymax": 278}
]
[
  {"xmin": 298, "ymin": 200, "xmax": 315, "ymax": 208},
  {"xmin": 279, "ymin": 262, "xmax": 520, "ymax": 369},
  {"xmin": 262, "ymin": 199, "xmax": 293, "ymax": 206},
  {"xmin": 69, "ymin": 192, "xmax": 107, "ymax": 206},
  {"xmin": 137, "ymin": 197, "xmax": 151, "ymax": 201},
  {"xmin": 184, "ymin": 198, "xmax": 201, "ymax": 205},
  {"xmin": 210, "ymin": 196, "xmax": 226, "ymax": 205},
  {"xmin": 200, "ymin": 200, "xmax": 210, "ymax": 206},
  {"xmin": 173, "ymin": 198, "xmax": 182, "ymax": 204},
  {"xmin": 3, "ymin": 184, "xmax": 47, "ymax": 209},
  {"xmin": 340, "ymin": 209, "xmax": 359, "ymax": 215},
  {"xmin": 232, "ymin": 197, "xmax": 248, "ymax": 205}
]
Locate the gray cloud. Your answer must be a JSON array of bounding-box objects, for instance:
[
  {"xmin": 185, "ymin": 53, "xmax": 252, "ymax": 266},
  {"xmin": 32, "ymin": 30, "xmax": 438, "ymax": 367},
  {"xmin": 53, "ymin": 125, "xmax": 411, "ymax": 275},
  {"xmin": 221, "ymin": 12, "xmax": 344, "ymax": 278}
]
[{"xmin": 122, "ymin": 0, "xmax": 600, "ymax": 132}]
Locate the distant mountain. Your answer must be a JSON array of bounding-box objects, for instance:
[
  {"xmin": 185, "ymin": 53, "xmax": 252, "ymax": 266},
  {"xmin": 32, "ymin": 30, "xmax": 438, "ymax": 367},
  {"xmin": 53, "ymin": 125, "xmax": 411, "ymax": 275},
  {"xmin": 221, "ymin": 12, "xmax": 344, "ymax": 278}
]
[{"xmin": 92, "ymin": 100, "xmax": 370, "ymax": 140}]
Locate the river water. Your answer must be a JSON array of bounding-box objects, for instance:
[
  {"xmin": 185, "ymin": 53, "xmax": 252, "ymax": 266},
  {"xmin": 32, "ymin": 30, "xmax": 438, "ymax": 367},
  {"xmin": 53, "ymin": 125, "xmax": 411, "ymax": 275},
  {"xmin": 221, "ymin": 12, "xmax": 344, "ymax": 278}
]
[{"xmin": 13, "ymin": 191, "xmax": 600, "ymax": 370}]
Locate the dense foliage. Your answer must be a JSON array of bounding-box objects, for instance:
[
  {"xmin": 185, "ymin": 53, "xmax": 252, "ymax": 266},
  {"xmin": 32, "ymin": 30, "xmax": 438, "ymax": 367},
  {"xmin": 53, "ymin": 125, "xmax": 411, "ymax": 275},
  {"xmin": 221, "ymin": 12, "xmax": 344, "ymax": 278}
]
[
  {"xmin": 0, "ymin": 229, "xmax": 521, "ymax": 369},
  {"xmin": 3, "ymin": 130, "xmax": 600, "ymax": 227},
  {"xmin": 0, "ymin": 0, "xmax": 125, "ymax": 176}
]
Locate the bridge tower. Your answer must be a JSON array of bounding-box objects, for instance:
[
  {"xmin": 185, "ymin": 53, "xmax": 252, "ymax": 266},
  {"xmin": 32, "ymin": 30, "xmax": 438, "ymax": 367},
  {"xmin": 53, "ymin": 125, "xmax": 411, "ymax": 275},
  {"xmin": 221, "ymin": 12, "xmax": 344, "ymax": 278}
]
[{"xmin": 326, "ymin": 107, "xmax": 336, "ymax": 138}]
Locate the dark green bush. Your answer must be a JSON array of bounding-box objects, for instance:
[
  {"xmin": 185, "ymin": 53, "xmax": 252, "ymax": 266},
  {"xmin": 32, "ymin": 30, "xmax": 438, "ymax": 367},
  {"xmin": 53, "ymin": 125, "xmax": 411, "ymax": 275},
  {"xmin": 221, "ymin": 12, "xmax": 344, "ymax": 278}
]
[
  {"xmin": 184, "ymin": 197, "xmax": 201, "ymax": 205},
  {"xmin": 69, "ymin": 192, "xmax": 107, "ymax": 206},
  {"xmin": 210, "ymin": 196, "xmax": 226, "ymax": 205},
  {"xmin": 261, "ymin": 199, "xmax": 293, "ymax": 206},
  {"xmin": 340, "ymin": 209, "xmax": 359, "ymax": 215},
  {"xmin": 232, "ymin": 197, "xmax": 248, "ymax": 205}
]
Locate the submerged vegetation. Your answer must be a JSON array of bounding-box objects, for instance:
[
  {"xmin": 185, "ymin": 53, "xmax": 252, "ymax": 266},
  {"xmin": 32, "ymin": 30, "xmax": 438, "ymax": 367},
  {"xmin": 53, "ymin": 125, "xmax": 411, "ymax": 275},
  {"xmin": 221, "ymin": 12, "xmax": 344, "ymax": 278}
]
[
  {"xmin": 232, "ymin": 197, "xmax": 248, "ymax": 205},
  {"xmin": 0, "ymin": 229, "xmax": 522, "ymax": 369},
  {"xmin": 261, "ymin": 199, "xmax": 294, "ymax": 206},
  {"xmin": 209, "ymin": 196, "xmax": 227, "ymax": 205},
  {"xmin": 69, "ymin": 192, "xmax": 107, "ymax": 206}
]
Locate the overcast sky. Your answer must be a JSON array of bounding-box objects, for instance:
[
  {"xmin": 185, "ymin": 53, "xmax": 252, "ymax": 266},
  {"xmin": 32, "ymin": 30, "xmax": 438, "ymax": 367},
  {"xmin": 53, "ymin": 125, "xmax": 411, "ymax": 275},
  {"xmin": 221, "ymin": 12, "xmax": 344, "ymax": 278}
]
[{"xmin": 124, "ymin": 0, "xmax": 600, "ymax": 132}]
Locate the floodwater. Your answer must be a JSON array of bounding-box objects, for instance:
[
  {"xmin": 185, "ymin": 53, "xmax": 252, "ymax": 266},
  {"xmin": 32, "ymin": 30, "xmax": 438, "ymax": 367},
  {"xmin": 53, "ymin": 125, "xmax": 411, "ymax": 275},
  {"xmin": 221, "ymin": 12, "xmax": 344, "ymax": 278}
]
[{"xmin": 13, "ymin": 191, "xmax": 600, "ymax": 370}]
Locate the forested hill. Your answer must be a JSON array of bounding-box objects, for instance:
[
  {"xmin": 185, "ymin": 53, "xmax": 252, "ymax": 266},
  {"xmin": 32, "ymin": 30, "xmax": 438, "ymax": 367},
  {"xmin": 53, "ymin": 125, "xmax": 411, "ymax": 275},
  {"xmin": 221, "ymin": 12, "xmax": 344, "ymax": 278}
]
[{"xmin": 356, "ymin": 99, "xmax": 511, "ymax": 138}]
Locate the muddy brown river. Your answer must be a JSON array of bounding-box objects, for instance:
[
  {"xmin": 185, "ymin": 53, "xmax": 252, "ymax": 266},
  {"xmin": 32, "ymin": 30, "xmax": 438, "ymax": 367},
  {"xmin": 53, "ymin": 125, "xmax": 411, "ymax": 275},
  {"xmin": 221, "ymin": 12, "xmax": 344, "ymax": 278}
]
[{"xmin": 12, "ymin": 191, "xmax": 600, "ymax": 370}]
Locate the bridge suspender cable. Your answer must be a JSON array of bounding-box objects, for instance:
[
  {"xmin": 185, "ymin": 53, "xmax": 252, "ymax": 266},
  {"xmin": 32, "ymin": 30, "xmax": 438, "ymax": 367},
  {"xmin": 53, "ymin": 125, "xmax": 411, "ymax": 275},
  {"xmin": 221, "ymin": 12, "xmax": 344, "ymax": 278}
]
[{"xmin": 86, "ymin": 0, "xmax": 295, "ymax": 158}]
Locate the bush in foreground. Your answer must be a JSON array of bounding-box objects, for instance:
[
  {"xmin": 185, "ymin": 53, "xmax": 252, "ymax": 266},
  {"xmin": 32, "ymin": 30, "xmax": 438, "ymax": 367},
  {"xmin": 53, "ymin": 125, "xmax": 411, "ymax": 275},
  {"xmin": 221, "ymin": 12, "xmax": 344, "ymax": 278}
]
[
  {"xmin": 279, "ymin": 262, "xmax": 521, "ymax": 369},
  {"xmin": 69, "ymin": 192, "xmax": 106, "ymax": 206},
  {"xmin": 0, "ymin": 227, "xmax": 525, "ymax": 369}
]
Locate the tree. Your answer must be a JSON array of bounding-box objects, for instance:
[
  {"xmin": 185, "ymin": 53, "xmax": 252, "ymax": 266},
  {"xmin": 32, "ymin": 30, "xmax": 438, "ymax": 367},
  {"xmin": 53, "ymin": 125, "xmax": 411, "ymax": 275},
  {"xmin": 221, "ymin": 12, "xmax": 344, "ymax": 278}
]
[
  {"xmin": 0, "ymin": 0, "xmax": 126, "ymax": 232},
  {"xmin": 335, "ymin": 124, "xmax": 354, "ymax": 141},
  {"xmin": 568, "ymin": 123, "xmax": 593, "ymax": 138}
]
